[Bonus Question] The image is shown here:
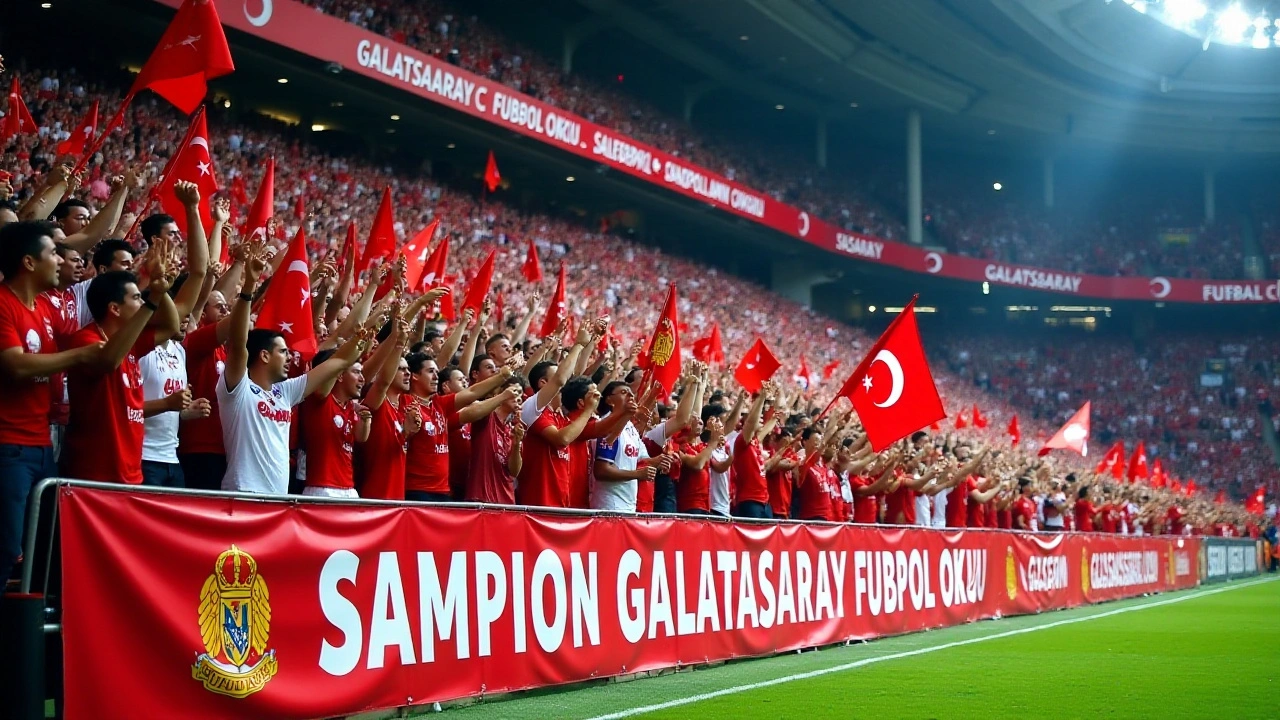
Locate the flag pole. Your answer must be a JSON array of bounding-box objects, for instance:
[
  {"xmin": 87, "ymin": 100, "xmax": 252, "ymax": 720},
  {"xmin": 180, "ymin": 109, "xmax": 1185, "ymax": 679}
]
[
  {"xmin": 122, "ymin": 105, "xmax": 205, "ymax": 242},
  {"xmin": 73, "ymin": 91, "xmax": 134, "ymax": 176}
]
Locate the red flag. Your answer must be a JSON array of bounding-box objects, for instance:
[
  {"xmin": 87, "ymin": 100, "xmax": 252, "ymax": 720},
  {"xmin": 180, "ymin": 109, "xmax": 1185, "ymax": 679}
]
[
  {"xmin": 294, "ymin": 194, "xmax": 305, "ymax": 219},
  {"xmin": 640, "ymin": 284, "xmax": 682, "ymax": 394},
  {"xmin": 953, "ymin": 412, "xmax": 968, "ymax": 430},
  {"xmin": 1169, "ymin": 478, "xmax": 1182, "ymax": 494},
  {"xmin": 483, "ymin": 150, "xmax": 501, "ymax": 192},
  {"xmin": 971, "ymin": 404, "xmax": 988, "ymax": 429},
  {"xmin": 243, "ymin": 157, "xmax": 275, "ymax": 241},
  {"xmin": 357, "ymin": 187, "xmax": 396, "ymax": 274},
  {"xmin": 1184, "ymin": 479, "xmax": 1198, "ymax": 497},
  {"xmin": 690, "ymin": 323, "xmax": 724, "ymax": 366},
  {"xmin": 1149, "ymin": 458, "xmax": 1167, "ymax": 487},
  {"xmin": 1094, "ymin": 441, "xmax": 1125, "ymax": 479},
  {"xmin": 129, "ymin": 0, "xmax": 235, "ymax": 114},
  {"xmin": 156, "ymin": 106, "xmax": 217, "ymax": 236},
  {"xmin": 56, "ymin": 100, "xmax": 99, "ymax": 157},
  {"xmin": 539, "ymin": 263, "xmax": 567, "ymax": 337},
  {"xmin": 1038, "ymin": 401, "xmax": 1091, "ymax": 457},
  {"xmin": 1245, "ymin": 487, "xmax": 1266, "ymax": 514},
  {"xmin": 1214, "ymin": 490, "xmax": 1226, "ymax": 505},
  {"xmin": 828, "ymin": 297, "xmax": 945, "ymax": 452},
  {"xmin": 1007, "ymin": 415, "xmax": 1021, "ymax": 446},
  {"xmin": 795, "ymin": 354, "xmax": 813, "ymax": 390},
  {"xmin": 733, "ymin": 338, "xmax": 780, "ymax": 394},
  {"xmin": 461, "ymin": 249, "xmax": 496, "ymax": 316},
  {"xmin": 230, "ymin": 175, "xmax": 249, "ymax": 206},
  {"xmin": 494, "ymin": 292, "xmax": 505, "ymax": 329},
  {"xmin": 255, "ymin": 226, "xmax": 317, "ymax": 360},
  {"xmin": 2, "ymin": 77, "xmax": 38, "ymax": 141},
  {"xmin": 419, "ymin": 235, "xmax": 451, "ymax": 291},
  {"xmin": 402, "ymin": 218, "xmax": 439, "ymax": 290},
  {"xmin": 1127, "ymin": 441, "xmax": 1149, "ymax": 483},
  {"xmin": 822, "ymin": 360, "xmax": 841, "ymax": 381},
  {"xmin": 521, "ymin": 237, "xmax": 543, "ymax": 282}
]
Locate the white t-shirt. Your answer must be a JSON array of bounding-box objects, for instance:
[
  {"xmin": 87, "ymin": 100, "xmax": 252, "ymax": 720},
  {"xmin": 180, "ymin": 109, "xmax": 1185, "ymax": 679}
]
[
  {"xmin": 139, "ymin": 339, "xmax": 187, "ymax": 463},
  {"xmin": 931, "ymin": 487, "xmax": 950, "ymax": 528},
  {"xmin": 1042, "ymin": 492, "xmax": 1067, "ymax": 528},
  {"xmin": 591, "ymin": 421, "xmax": 667, "ymax": 512},
  {"xmin": 914, "ymin": 489, "xmax": 932, "ymax": 528},
  {"xmin": 218, "ymin": 373, "xmax": 307, "ymax": 493},
  {"xmin": 709, "ymin": 431, "xmax": 738, "ymax": 516},
  {"xmin": 72, "ymin": 279, "xmax": 92, "ymax": 330}
]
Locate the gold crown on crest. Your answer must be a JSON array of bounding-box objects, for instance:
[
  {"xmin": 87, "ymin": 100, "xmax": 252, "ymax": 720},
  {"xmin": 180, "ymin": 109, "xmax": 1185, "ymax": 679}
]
[{"xmin": 215, "ymin": 544, "xmax": 257, "ymax": 594}]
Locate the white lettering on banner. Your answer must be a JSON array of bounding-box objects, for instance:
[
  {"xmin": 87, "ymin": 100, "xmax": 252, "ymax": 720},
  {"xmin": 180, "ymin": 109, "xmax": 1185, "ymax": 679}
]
[
  {"xmin": 1175, "ymin": 552, "xmax": 1191, "ymax": 578},
  {"xmin": 1201, "ymin": 282, "xmax": 1280, "ymax": 303},
  {"xmin": 593, "ymin": 132, "xmax": 656, "ymax": 175},
  {"xmin": 1227, "ymin": 546, "xmax": 1246, "ymax": 575},
  {"xmin": 835, "ymin": 233, "xmax": 884, "ymax": 260},
  {"xmin": 853, "ymin": 549, "xmax": 988, "ymax": 617},
  {"xmin": 1089, "ymin": 551, "xmax": 1159, "ymax": 589},
  {"xmin": 730, "ymin": 189, "xmax": 766, "ymax": 218},
  {"xmin": 1021, "ymin": 556, "xmax": 1069, "ymax": 593},
  {"xmin": 984, "ymin": 264, "xmax": 1083, "ymax": 293},
  {"xmin": 354, "ymin": 41, "xmax": 476, "ymax": 107},
  {"xmin": 663, "ymin": 162, "xmax": 730, "ymax": 206},
  {"xmin": 1207, "ymin": 546, "xmax": 1227, "ymax": 578}
]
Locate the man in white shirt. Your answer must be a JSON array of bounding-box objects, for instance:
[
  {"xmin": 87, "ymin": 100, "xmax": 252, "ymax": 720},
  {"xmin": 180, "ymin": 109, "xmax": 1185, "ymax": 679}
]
[
  {"xmin": 591, "ymin": 380, "xmax": 682, "ymax": 512},
  {"xmin": 218, "ymin": 249, "xmax": 369, "ymax": 494}
]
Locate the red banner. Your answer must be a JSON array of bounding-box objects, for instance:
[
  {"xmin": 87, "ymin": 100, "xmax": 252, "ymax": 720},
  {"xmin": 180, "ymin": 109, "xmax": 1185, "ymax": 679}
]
[
  {"xmin": 60, "ymin": 487, "xmax": 1199, "ymax": 719},
  {"xmin": 148, "ymin": 0, "xmax": 1279, "ymax": 306}
]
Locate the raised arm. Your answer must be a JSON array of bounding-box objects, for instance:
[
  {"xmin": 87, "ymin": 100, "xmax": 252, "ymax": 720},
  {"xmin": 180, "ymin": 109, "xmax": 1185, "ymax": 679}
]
[
  {"xmin": 222, "ymin": 246, "xmax": 267, "ymax": 392},
  {"xmin": 456, "ymin": 365, "xmax": 515, "ymax": 407},
  {"xmin": 169, "ymin": 182, "xmax": 210, "ymax": 321},
  {"xmin": 305, "ymin": 321, "xmax": 376, "ymax": 399},
  {"xmin": 537, "ymin": 386, "xmax": 601, "ymax": 447},
  {"xmin": 436, "ymin": 307, "xmax": 474, "ymax": 368},
  {"xmin": 510, "ymin": 291, "xmax": 540, "ymax": 347},
  {"xmin": 458, "ymin": 384, "xmax": 522, "ymax": 424},
  {"xmin": 64, "ymin": 171, "xmax": 137, "ymax": 252}
]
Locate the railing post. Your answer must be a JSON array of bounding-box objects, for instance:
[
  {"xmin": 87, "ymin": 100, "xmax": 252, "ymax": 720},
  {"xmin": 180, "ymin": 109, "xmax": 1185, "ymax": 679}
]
[{"xmin": 1, "ymin": 592, "xmax": 47, "ymax": 720}]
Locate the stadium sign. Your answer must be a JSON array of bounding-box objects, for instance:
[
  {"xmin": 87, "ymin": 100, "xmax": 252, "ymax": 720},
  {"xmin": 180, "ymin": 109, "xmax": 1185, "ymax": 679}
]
[{"xmin": 1200, "ymin": 537, "xmax": 1262, "ymax": 584}]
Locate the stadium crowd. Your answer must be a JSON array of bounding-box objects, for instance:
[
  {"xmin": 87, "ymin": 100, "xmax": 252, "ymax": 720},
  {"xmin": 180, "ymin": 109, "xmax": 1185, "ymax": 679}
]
[{"xmin": 1, "ymin": 50, "xmax": 1277, "ymax": 592}]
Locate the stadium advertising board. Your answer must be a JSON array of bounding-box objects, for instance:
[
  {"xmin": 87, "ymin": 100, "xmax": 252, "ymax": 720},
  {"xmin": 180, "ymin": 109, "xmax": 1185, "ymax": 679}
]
[
  {"xmin": 60, "ymin": 488, "xmax": 1200, "ymax": 719},
  {"xmin": 155, "ymin": 0, "xmax": 1280, "ymax": 306},
  {"xmin": 1200, "ymin": 537, "xmax": 1262, "ymax": 584}
]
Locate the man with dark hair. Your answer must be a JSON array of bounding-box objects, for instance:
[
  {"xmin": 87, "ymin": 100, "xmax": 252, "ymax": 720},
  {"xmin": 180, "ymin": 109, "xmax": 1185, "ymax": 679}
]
[
  {"xmin": 0, "ymin": 221, "xmax": 102, "ymax": 584},
  {"xmin": 138, "ymin": 213, "xmax": 180, "ymax": 249},
  {"xmin": 91, "ymin": 238, "xmax": 134, "ymax": 276},
  {"xmin": 219, "ymin": 248, "xmax": 373, "ymax": 494},
  {"xmin": 52, "ymin": 199, "xmax": 92, "ymax": 237},
  {"xmin": 1014, "ymin": 477, "xmax": 1038, "ymax": 531},
  {"xmin": 485, "ymin": 332, "xmax": 513, "ymax": 364},
  {"xmin": 43, "ymin": 243, "xmax": 86, "ymax": 458},
  {"xmin": 51, "ymin": 170, "xmax": 139, "ymax": 256},
  {"xmin": 62, "ymin": 239, "xmax": 182, "ymax": 484}
]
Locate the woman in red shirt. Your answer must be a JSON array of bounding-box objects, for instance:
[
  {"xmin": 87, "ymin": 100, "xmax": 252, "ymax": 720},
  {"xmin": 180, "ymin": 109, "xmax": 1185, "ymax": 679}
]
[{"xmin": 794, "ymin": 427, "xmax": 833, "ymax": 522}]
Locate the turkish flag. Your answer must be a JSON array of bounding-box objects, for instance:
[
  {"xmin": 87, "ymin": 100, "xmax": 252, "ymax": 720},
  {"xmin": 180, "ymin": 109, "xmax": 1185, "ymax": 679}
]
[
  {"xmin": 129, "ymin": 0, "xmax": 235, "ymax": 114},
  {"xmin": 1007, "ymin": 414, "xmax": 1021, "ymax": 446},
  {"xmin": 1094, "ymin": 441, "xmax": 1125, "ymax": 479},
  {"xmin": 1127, "ymin": 440, "xmax": 1149, "ymax": 483},
  {"xmin": 2, "ymin": 77, "xmax": 38, "ymax": 141},
  {"xmin": 691, "ymin": 323, "xmax": 724, "ymax": 366},
  {"xmin": 971, "ymin": 404, "xmax": 988, "ymax": 429},
  {"xmin": 56, "ymin": 100, "xmax": 99, "ymax": 157},
  {"xmin": 156, "ymin": 106, "xmax": 217, "ymax": 235},
  {"xmin": 461, "ymin": 249, "xmax": 496, "ymax": 316},
  {"xmin": 539, "ymin": 263, "xmax": 567, "ymax": 337},
  {"xmin": 640, "ymin": 284, "xmax": 682, "ymax": 394},
  {"xmin": 1150, "ymin": 459, "xmax": 1167, "ymax": 488},
  {"xmin": 795, "ymin": 354, "xmax": 813, "ymax": 390},
  {"xmin": 357, "ymin": 187, "xmax": 397, "ymax": 275},
  {"xmin": 255, "ymin": 226, "xmax": 316, "ymax": 360},
  {"xmin": 418, "ymin": 234, "xmax": 450, "ymax": 292},
  {"xmin": 822, "ymin": 360, "xmax": 841, "ymax": 381},
  {"xmin": 733, "ymin": 338, "xmax": 780, "ymax": 394},
  {"xmin": 953, "ymin": 412, "xmax": 968, "ymax": 430},
  {"xmin": 402, "ymin": 218, "xmax": 440, "ymax": 290},
  {"xmin": 1038, "ymin": 401, "xmax": 1091, "ymax": 457},
  {"xmin": 243, "ymin": 157, "xmax": 275, "ymax": 242},
  {"xmin": 483, "ymin": 150, "xmax": 501, "ymax": 192},
  {"xmin": 521, "ymin": 237, "xmax": 543, "ymax": 282},
  {"xmin": 828, "ymin": 297, "xmax": 945, "ymax": 452}
]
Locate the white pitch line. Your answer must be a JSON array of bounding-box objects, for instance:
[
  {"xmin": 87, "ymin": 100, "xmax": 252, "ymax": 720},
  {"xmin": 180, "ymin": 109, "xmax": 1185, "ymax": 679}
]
[{"xmin": 586, "ymin": 576, "xmax": 1278, "ymax": 720}]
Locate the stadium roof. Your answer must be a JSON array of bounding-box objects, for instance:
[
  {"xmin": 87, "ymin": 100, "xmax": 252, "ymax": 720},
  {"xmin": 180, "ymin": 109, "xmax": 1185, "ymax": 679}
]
[{"xmin": 574, "ymin": 0, "xmax": 1280, "ymax": 156}]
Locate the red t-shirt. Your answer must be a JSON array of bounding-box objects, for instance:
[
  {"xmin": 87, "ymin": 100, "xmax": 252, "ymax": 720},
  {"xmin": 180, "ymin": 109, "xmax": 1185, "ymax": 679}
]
[
  {"xmin": 0, "ymin": 286, "xmax": 59, "ymax": 446},
  {"xmin": 947, "ymin": 476, "xmax": 976, "ymax": 528},
  {"xmin": 569, "ymin": 415, "xmax": 602, "ymax": 510},
  {"xmin": 1074, "ymin": 499, "xmax": 1097, "ymax": 533},
  {"xmin": 850, "ymin": 475, "xmax": 879, "ymax": 524},
  {"xmin": 885, "ymin": 470, "xmax": 916, "ymax": 525},
  {"xmin": 1098, "ymin": 503, "xmax": 1119, "ymax": 534},
  {"xmin": 732, "ymin": 434, "xmax": 769, "ymax": 506},
  {"xmin": 301, "ymin": 393, "xmax": 357, "ymax": 489},
  {"xmin": 42, "ymin": 287, "xmax": 77, "ymax": 426},
  {"xmin": 466, "ymin": 413, "xmax": 517, "ymax": 504},
  {"xmin": 677, "ymin": 441, "xmax": 711, "ymax": 512},
  {"xmin": 447, "ymin": 411, "xmax": 472, "ymax": 500},
  {"xmin": 517, "ymin": 406, "xmax": 572, "ymax": 507},
  {"xmin": 1013, "ymin": 496, "xmax": 1037, "ymax": 530},
  {"xmin": 405, "ymin": 393, "xmax": 458, "ymax": 495},
  {"xmin": 359, "ymin": 394, "xmax": 409, "ymax": 500},
  {"xmin": 179, "ymin": 322, "xmax": 228, "ymax": 456},
  {"xmin": 1166, "ymin": 506, "xmax": 1186, "ymax": 535},
  {"xmin": 996, "ymin": 506, "xmax": 1011, "ymax": 530},
  {"xmin": 767, "ymin": 449, "xmax": 797, "ymax": 518},
  {"xmin": 63, "ymin": 326, "xmax": 156, "ymax": 484},
  {"xmin": 796, "ymin": 461, "xmax": 833, "ymax": 521}
]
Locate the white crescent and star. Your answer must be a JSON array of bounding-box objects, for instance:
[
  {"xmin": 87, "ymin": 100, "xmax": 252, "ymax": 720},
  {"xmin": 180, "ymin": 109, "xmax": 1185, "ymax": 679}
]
[
  {"xmin": 924, "ymin": 252, "xmax": 943, "ymax": 274},
  {"xmin": 287, "ymin": 260, "xmax": 311, "ymax": 307},
  {"xmin": 798, "ymin": 212, "xmax": 810, "ymax": 237},
  {"xmin": 1063, "ymin": 423, "xmax": 1087, "ymax": 442},
  {"xmin": 866, "ymin": 349, "xmax": 905, "ymax": 408},
  {"xmin": 245, "ymin": 0, "xmax": 274, "ymax": 27},
  {"xmin": 1149, "ymin": 277, "xmax": 1171, "ymax": 299}
]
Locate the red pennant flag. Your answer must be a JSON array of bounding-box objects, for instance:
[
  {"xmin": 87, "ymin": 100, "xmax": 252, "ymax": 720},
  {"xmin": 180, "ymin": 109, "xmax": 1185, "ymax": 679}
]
[
  {"xmin": 156, "ymin": 106, "xmax": 217, "ymax": 236},
  {"xmin": 521, "ymin": 237, "xmax": 543, "ymax": 282},
  {"xmin": 56, "ymin": 100, "xmax": 99, "ymax": 157},
  {"xmin": 2, "ymin": 77, "xmax": 39, "ymax": 141},
  {"xmin": 690, "ymin": 323, "xmax": 724, "ymax": 367},
  {"xmin": 795, "ymin": 354, "xmax": 814, "ymax": 389},
  {"xmin": 1127, "ymin": 441, "xmax": 1149, "ymax": 483},
  {"xmin": 640, "ymin": 284, "xmax": 683, "ymax": 394},
  {"xmin": 954, "ymin": 412, "xmax": 968, "ymax": 430},
  {"xmin": 1149, "ymin": 458, "xmax": 1167, "ymax": 488},
  {"xmin": 483, "ymin": 150, "xmax": 501, "ymax": 192},
  {"xmin": 827, "ymin": 297, "xmax": 945, "ymax": 452},
  {"xmin": 461, "ymin": 249, "xmax": 496, "ymax": 316},
  {"xmin": 243, "ymin": 157, "xmax": 275, "ymax": 242},
  {"xmin": 1094, "ymin": 441, "xmax": 1126, "ymax": 479},
  {"xmin": 1038, "ymin": 401, "xmax": 1091, "ymax": 457},
  {"xmin": 822, "ymin": 360, "xmax": 841, "ymax": 381},
  {"xmin": 255, "ymin": 226, "xmax": 317, "ymax": 360},
  {"xmin": 972, "ymin": 404, "xmax": 988, "ymax": 429},
  {"xmin": 1214, "ymin": 490, "xmax": 1226, "ymax": 505},
  {"xmin": 419, "ymin": 235, "xmax": 451, "ymax": 292},
  {"xmin": 402, "ymin": 218, "xmax": 439, "ymax": 290},
  {"xmin": 733, "ymin": 338, "xmax": 780, "ymax": 394},
  {"xmin": 539, "ymin": 264, "xmax": 567, "ymax": 337},
  {"xmin": 129, "ymin": 0, "xmax": 236, "ymax": 114},
  {"xmin": 357, "ymin": 187, "xmax": 397, "ymax": 274},
  {"xmin": 1007, "ymin": 415, "xmax": 1021, "ymax": 446}
]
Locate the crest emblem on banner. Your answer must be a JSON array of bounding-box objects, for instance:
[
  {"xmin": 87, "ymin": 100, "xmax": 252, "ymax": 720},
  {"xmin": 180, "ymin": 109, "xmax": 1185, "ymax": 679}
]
[
  {"xmin": 1005, "ymin": 546, "xmax": 1017, "ymax": 601},
  {"xmin": 1080, "ymin": 549, "xmax": 1090, "ymax": 595},
  {"xmin": 650, "ymin": 319, "xmax": 675, "ymax": 366},
  {"xmin": 192, "ymin": 545, "xmax": 278, "ymax": 698}
]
